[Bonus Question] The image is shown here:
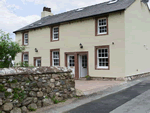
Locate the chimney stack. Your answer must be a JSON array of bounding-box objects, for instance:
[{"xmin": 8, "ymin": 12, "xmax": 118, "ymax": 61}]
[{"xmin": 41, "ymin": 7, "xmax": 53, "ymax": 18}]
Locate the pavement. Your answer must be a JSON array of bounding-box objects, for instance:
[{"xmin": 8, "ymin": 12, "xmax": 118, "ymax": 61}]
[{"xmin": 75, "ymin": 80, "xmax": 124, "ymax": 95}]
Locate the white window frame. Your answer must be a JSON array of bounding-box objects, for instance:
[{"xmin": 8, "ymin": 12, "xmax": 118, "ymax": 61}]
[
  {"xmin": 24, "ymin": 33, "xmax": 28, "ymax": 45},
  {"xmin": 52, "ymin": 51, "xmax": 59, "ymax": 66},
  {"xmin": 53, "ymin": 27, "xmax": 59, "ymax": 41},
  {"xmin": 23, "ymin": 53, "xmax": 28, "ymax": 64},
  {"xmin": 97, "ymin": 18, "xmax": 107, "ymax": 35},
  {"xmin": 36, "ymin": 59, "xmax": 41, "ymax": 67},
  {"xmin": 97, "ymin": 48, "xmax": 109, "ymax": 69}
]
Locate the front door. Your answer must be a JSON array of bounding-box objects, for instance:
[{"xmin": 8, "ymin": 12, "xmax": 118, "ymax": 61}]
[
  {"xmin": 79, "ymin": 55, "xmax": 87, "ymax": 78},
  {"xmin": 67, "ymin": 55, "xmax": 75, "ymax": 78}
]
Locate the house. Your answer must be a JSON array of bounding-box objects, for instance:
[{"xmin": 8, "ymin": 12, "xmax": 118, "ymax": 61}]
[{"xmin": 14, "ymin": 0, "xmax": 150, "ymax": 80}]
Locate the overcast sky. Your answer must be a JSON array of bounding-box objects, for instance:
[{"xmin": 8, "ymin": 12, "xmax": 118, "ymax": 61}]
[{"xmin": 0, "ymin": 0, "xmax": 150, "ymax": 41}]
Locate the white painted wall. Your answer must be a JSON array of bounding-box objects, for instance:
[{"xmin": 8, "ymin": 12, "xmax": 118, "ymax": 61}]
[
  {"xmin": 15, "ymin": 11, "xmax": 125, "ymax": 78},
  {"xmin": 125, "ymin": 0, "xmax": 150, "ymax": 76}
]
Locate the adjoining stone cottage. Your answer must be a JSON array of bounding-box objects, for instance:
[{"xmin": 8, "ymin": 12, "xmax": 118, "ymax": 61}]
[{"xmin": 0, "ymin": 67, "xmax": 76, "ymax": 113}]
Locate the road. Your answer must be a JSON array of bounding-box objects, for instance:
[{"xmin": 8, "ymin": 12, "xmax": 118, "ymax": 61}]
[{"xmin": 66, "ymin": 79, "xmax": 150, "ymax": 113}]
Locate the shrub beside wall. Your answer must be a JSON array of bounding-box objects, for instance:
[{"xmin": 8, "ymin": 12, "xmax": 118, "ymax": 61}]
[{"xmin": 0, "ymin": 67, "xmax": 75, "ymax": 113}]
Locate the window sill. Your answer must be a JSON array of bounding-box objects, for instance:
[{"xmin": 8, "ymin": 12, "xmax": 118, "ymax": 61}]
[
  {"xmin": 95, "ymin": 67, "xmax": 109, "ymax": 70},
  {"xmin": 96, "ymin": 33, "xmax": 108, "ymax": 36},
  {"xmin": 22, "ymin": 44, "xmax": 29, "ymax": 46},
  {"xmin": 51, "ymin": 39, "xmax": 59, "ymax": 42}
]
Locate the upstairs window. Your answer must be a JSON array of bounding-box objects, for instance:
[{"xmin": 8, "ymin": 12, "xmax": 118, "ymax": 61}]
[
  {"xmin": 51, "ymin": 26, "xmax": 59, "ymax": 41},
  {"xmin": 95, "ymin": 17, "xmax": 108, "ymax": 36},
  {"xmin": 22, "ymin": 32, "xmax": 29, "ymax": 45}
]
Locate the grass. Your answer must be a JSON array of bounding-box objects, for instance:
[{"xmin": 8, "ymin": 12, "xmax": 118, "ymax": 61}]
[
  {"xmin": 5, "ymin": 92, "xmax": 12, "ymax": 98},
  {"xmin": 7, "ymin": 80, "xmax": 18, "ymax": 84},
  {"xmin": 51, "ymin": 96, "xmax": 66, "ymax": 104},
  {"xmin": 26, "ymin": 80, "xmax": 30, "ymax": 83},
  {"xmin": 12, "ymin": 88, "xmax": 25, "ymax": 102},
  {"xmin": 29, "ymin": 107, "xmax": 36, "ymax": 111},
  {"xmin": 0, "ymin": 84, "xmax": 6, "ymax": 92},
  {"xmin": 45, "ymin": 96, "xmax": 48, "ymax": 99},
  {"xmin": 74, "ymin": 96, "xmax": 80, "ymax": 99}
]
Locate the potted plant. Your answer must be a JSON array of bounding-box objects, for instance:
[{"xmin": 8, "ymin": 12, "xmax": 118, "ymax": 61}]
[{"xmin": 85, "ymin": 75, "xmax": 91, "ymax": 80}]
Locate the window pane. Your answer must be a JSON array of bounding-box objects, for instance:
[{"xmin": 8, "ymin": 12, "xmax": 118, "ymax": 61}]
[
  {"xmin": 69, "ymin": 56, "xmax": 74, "ymax": 66},
  {"xmin": 53, "ymin": 51, "xmax": 59, "ymax": 58},
  {"xmin": 25, "ymin": 39, "xmax": 28, "ymax": 43},
  {"xmin": 36, "ymin": 59, "xmax": 41, "ymax": 67},
  {"xmin": 24, "ymin": 34, "xmax": 28, "ymax": 38},
  {"xmin": 38, "ymin": 60, "xmax": 41, "ymax": 66},
  {"xmin": 24, "ymin": 54, "xmax": 28, "ymax": 60},
  {"xmin": 54, "ymin": 34, "xmax": 58, "ymax": 39},
  {"xmin": 54, "ymin": 27, "xmax": 58, "ymax": 32},
  {"xmin": 54, "ymin": 59, "xmax": 59, "ymax": 66}
]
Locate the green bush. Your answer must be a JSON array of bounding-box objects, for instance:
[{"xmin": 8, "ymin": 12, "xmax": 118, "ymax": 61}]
[{"xmin": 0, "ymin": 29, "xmax": 25, "ymax": 68}]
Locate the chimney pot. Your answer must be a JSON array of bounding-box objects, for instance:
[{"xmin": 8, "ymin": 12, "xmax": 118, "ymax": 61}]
[{"xmin": 43, "ymin": 7, "xmax": 51, "ymax": 12}]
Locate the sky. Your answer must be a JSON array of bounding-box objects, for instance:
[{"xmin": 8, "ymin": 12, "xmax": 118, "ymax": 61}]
[{"xmin": 0, "ymin": 0, "xmax": 150, "ymax": 41}]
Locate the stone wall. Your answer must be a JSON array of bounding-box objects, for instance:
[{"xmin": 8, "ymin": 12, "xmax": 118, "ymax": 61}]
[{"xmin": 0, "ymin": 67, "xmax": 75, "ymax": 113}]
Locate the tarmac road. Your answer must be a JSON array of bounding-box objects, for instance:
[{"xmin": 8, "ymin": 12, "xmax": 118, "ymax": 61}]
[{"xmin": 66, "ymin": 79, "xmax": 150, "ymax": 113}]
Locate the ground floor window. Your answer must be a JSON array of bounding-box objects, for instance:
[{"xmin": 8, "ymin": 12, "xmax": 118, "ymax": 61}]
[
  {"xmin": 22, "ymin": 52, "xmax": 29, "ymax": 64},
  {"xmin": 34, "ymin": 57, "xmax": 41, "ymax": 67},
  {"xmin": 95, "ymin": 45, "xmax": 109, "ymax": 70},
  {"xmin": 50, "ymin": 49, "xmax": 60, "ymax": 66}
]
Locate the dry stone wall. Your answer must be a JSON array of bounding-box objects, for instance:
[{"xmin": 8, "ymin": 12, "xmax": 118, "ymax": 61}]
[{"xmin": 0, "ymin": 67, "xmax": 75, "ymax": 113}]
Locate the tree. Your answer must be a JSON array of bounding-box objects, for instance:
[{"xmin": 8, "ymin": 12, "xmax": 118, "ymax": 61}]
[{"xmin": 0, "ymin": 30, "xmax": 25, "ymax": 68}]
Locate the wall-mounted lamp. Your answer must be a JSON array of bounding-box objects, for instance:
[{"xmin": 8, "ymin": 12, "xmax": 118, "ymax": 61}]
[
  {"xmin": 79, "ymin": 43, "xmax": 83, "ymax": 49},
  {"xmin": 112, "ymin": 42, "xmax": 114, "ymax": 45},
  {"xmin": 35, "ymin": 48, "xmax": 38, "ymax": 52}
]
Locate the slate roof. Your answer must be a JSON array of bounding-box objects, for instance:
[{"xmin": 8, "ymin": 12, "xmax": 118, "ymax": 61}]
[{"xmin": 13, "ymin": 0, "xmax": 135, "ymax": 33}]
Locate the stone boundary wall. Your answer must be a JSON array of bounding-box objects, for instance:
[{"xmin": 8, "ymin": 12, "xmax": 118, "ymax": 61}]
[{"xmin": 0, "ymin": 67, "xmax": 75, "ymax": 113}]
